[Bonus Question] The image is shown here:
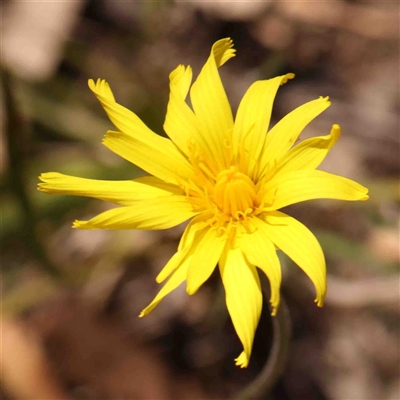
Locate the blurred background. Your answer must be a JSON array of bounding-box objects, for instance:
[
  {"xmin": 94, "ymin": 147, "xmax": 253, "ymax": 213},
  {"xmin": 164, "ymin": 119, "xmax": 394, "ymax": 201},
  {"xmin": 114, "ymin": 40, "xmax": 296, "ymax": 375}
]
[{"xmin": 1, "ymin": 1, "xmax": 399, "ymax": 399}]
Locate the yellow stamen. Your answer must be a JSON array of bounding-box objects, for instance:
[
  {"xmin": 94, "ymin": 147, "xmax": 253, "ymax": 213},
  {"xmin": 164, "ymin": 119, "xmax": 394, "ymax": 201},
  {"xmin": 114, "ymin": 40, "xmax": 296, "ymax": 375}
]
[{"xmin": 213, "ymin": 166, "xmax": 257, "ymax": 218}]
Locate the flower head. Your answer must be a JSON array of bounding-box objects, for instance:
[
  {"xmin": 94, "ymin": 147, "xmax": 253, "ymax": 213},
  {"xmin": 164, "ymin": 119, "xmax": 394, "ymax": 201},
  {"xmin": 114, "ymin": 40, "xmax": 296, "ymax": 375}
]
[{"xmin": 38, "ymin": 38, "xmax": 368, "ymax": 368}]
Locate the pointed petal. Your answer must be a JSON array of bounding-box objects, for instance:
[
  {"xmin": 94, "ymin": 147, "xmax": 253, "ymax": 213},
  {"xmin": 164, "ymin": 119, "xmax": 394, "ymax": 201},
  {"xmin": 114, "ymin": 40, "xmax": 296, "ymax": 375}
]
[
  {"xmin": 275, "ymin": 124, "xmax": 341, "ymax": 175},
  {"xmin": 258, "ymin": 96, "xmax": 331, "ymax": 178},
  {"xmin": 186, "ymin": 227, "xmax": 227, "ymax": 295},
  {"xmin": 260, "ymin": 211, "xmax": 326, "ymax": 306},
  {"xmin": 156, "ymin": 212, "xmax": 213, "ymax": 283},
  {"xmin": 239, "ymin": 221, "xmax": 282, "ymax": 315},
  {"xmin": 73, "ymin": 196, "xmax": 197, "ymax": 230},
  {"xmin": 155, "ymin": 251, "xmax": 186, "ymax": 285},
  {"xmin": 233, "ymin": 74, "xmax": 294, "ymax": 176},
  {"xmin": 189, "ymin": 38, "xmax": 236, "ymax": 169},
  {"xmin": 38, "ymin": 173, "xmax": 183, "ymax": 206},
  {"xmin": 263, "ymin": 169, "xmax": 369, "ymax": 210},
  {"xmin": 89, "ymin": 79, "xmax": 194, "ymax": 183},
  {"xmin": 139, "ymin": 262, "xmax": 188, "ymax": 317},
  {"xmin": 219, "ymin": 244, "xmax": 262, "ymax": 368}
]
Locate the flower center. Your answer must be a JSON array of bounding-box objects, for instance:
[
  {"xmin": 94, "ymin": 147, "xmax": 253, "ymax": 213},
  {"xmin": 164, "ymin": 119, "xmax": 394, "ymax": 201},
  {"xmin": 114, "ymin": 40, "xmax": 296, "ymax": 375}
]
[{"xmin": 213, "ymin": 166, "xmax": 257, "ymax": 219}]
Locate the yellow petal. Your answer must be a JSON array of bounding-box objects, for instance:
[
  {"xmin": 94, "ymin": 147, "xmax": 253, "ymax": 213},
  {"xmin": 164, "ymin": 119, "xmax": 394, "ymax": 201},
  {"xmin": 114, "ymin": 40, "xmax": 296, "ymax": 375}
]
[
  {"xmin": 163, "ymin": 65, "xmax": 199, "ymax": 154},
  {"xmin": 219, "ymin": 244, "xmax": 262, "ymax": 368},
  {"xmin": 88, "ymin": 79, "xmax": 150, "ymax": 136},
  {"xmin": 275, "ymin": 124, "xmax": 341, "ymax": 176},
  {"xmin": 89, "ymin": 79, "xmax": 195, "ymax": 183},
  {"xmin": 233, "ymin": 74, "xmax": 294, "ymax": 176},
  {"xmin": 263, "ymin": 169, "xmax": 369, "ymax": 210},
  {"xmin": 258, "ymin": 96, "xmax": 331, "ymax": 179},
  {"xmin": 155, "ymin": 251, "xmax": 186, "ymax": 285},
  {"xmin": 156, "ymin": 212, "xmax": 213, "ymax": 283},
  {"xmin": 103, "ymin": 130, "xmax": 195, "ymax": 184},
  {"xmin": 139, "ymin": 262, "xmax": 188, "ymax": 317},
  {"xmin": 177, "ymin": 211, "xmax": 213, "ymax": 252},
  {"xmin": 38, "ymin": 173, "xmax": 183, "ymax": 206},
  {"xmin": 239, "ymin": 220, "xmax": 282, "ymax": 315},
  {"xmin": 171, "ymin": 64, "xmax": 192, "ymax": 98},
  {"xmin": 186, "ymin": 227, "xmax": 227, "ymax": 295},
  {"xmin": 73, "ymin": 195, "xmax": 197, "ymax": 230},
  {"xmin": 260, "ymin": 211, "xmax": 326, "ymax": 306},
  {"xmin": 189, "ymin": 38, "xmax": 236, "ymax": 169}
]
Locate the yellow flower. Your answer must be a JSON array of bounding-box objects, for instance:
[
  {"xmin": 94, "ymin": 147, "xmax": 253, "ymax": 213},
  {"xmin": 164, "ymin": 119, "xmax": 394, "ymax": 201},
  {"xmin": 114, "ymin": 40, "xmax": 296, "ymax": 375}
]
[{"xmin": 38, "ymin": 38, "xmax": 368, "ymax": 368}]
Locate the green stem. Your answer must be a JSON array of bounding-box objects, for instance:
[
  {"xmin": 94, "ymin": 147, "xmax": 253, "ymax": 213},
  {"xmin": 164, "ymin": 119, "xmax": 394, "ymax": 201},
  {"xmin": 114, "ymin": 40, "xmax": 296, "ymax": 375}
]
[{"xmin": 233, "ymin": 295, "xmax": 291, "ymax": 400}]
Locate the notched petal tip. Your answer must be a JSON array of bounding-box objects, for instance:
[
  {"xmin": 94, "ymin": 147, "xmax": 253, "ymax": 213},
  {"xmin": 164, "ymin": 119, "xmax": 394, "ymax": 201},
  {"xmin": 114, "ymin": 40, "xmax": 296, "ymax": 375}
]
[
  {"xmin": 354, "ymin": 183, "xmax": 369, "ymax": 201},
  {"xmin": 88, "ymin": 78, "xmax": 115, "ymax": 101},
  {"xmin": 168, "ymin": 64, "xmax": 193, "ymax": 99},
  {"xmin": 316, "ymin": 298, "xmax": 324, "ymax": 307},
  {"xmin": 72, "ymin": 220, "xmax": 88, "ymax": 229},
  {"xmin": 269, "ymin": 285, "xmax": 281, "ymax": 316},
  {"xmin": 37, "ymin": 172, "xmax": 64, "ymax": 192},
  {"xmin": 270, "ymin": 300, "xmax": 280, "ymax": 316},
  {"xmin": 235, "ymin": 352, "xmax": 249, "ymax": 368},
  {"xmin": 37, "ymin": 174, "xmax": 47, "ymax": 191},
  {"xmin": 315, "ymin": 288, "xmax": 326, "ymax": 307},
  {"xmin": 215, "ymin": 37, "xmax": 234, "ymax": 50},
  {"xmin": 319, "ymin": 95, "xmax": 331, "ymax": 105},
  {"xmin": 169, "ymin": 64, "xmax": 191, "ymax": 81},
  {"xmin": 212, "ymin": 38, "xmax": 236, "ymax": 67},
  {"xmin": 38, "ymin": 171, "xmax": 59, "ymax": 182},
  {"xmin": 88, "ymin": 78, "xmax": 104, "ymax": 92},
  {"xmin": 358, "ymin": 183, "xmax": 370, "ymax": 201},
  {"xmin": 102, "ymin": 130, "xmax": 119, "ymax": 146},
  {"xmin": 37, "ymin": 184, "xmax": 49, "ymax": 193},
  {"xmin": 282, "ymin": 72, "xmax": 295, "ymax": 84}
]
